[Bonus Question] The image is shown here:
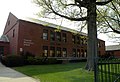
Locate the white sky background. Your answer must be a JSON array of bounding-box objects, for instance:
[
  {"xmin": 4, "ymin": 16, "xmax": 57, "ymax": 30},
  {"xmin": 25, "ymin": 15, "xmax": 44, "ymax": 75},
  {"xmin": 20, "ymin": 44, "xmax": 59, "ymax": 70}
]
[{"xmin": 0, "ymin": 0, "xmax": 118, "ymax": 46}]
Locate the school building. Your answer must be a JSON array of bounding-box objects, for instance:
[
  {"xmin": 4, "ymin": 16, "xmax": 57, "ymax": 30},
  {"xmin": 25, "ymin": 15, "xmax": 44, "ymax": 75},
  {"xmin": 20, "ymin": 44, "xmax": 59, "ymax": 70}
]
[{"xmin": 0, "ymin": 13, "xmax": 105, "ymax": 58}]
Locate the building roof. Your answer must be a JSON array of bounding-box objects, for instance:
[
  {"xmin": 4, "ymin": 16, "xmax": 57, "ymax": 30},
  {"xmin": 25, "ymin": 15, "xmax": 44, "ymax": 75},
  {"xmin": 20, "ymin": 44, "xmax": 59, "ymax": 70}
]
[
  {"xmin": 106, "ymin": 45, "xmax": 120, "ymax": 51},
  {"xmin": 7, "ymin": 12, "xmax": 87, "ymax": 36},
  {"xmin": 20, "ymin": 18, "xmax": 87, "ymax": 36},
  {"xmin": 0, "ymin": 35, "xmax": 9, "ymax": 42}
]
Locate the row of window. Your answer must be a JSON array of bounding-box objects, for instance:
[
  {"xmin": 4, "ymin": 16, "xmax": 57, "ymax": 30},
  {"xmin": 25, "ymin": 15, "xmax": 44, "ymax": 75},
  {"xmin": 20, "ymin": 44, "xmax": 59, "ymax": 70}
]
[
  {"xmin": 43, "ymin": 29, "xmax": 67, "ymax": 42},
  {"xmin": 43, "ymin": 29, "xmax": 87, "ymax": 45},
  {"xmin": 72, "ymin": 35, "xmax": 87, "ymax": 45},
  {"xmin": 43, "ymin": 46, "xmax": 87, "ymax": 57},
  {"xmin": 43, "ymin": 46, "xmax": 67, "ymax": 57}
]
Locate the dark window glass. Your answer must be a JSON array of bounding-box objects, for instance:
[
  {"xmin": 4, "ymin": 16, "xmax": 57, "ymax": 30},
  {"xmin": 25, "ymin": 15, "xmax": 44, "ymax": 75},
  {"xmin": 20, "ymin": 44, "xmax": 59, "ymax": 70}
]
[
  {"xmin": 43, "ymin": 46, "xmax": 48, "ymax": 57},
  {"xmin": 13, "ymin": 29, "xmax": 15, "ymax": 37},
  {"xmin": 50, "ymin": 47, "xmax": 55, "ymax": 57},
  {"xmin": 56, "ymin": 32, "xmax": 61, "ymax": 42},
  {"xmin": 43, "ymin": 29, "xmax": 48, "ymax": 40},
  {"xmin": 77, "ymin": 36, "xmax": 80, "ymax": 44},
  {"xmin": 62, "ymin": 48, "xmax": 67, "ymax": 57},
  {"xmin": 72, "ymin": 35, "xmax": 76, "ymax": 44},
  {"xmin": 50, "ymin": 31, "xmax": 55, "ymax": 41},
  {"xmin": 77, "ymin": 49, "xmax": 80, "ymax": 57},
  {"xmin": 81, "ymin": 49, "xmax": 84, "ymax": 57},
  {"xmin": 72, "ymin": 49, "xmax": 76, "ymax": 57},
  {"xmin": 56, "ymin": 47, "xmax": 61, "ymax": 57},
  {"xmin": 62, "ymin": 33, "xmax": 67, "ymax": 42}
]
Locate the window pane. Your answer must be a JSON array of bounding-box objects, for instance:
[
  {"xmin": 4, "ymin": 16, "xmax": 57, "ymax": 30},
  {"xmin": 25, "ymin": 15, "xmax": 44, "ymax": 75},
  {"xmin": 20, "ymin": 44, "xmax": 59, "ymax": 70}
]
[
  {"xmin": 72, "ymin": 49, "xmax": 76, "ymax": 57},
  {"xmin": 50, "ymin": 47, "xmax": 55, "ymax": 57},
  {"xmin": 43, "ymin": 46, "xmax": 48, "ymax": 57},
  {"xmin": 56, "ymin": 47, "xmax": 61, "ymax": 57},
  {"xmin": 50, "ymin": 31, "xmax": 55, "ymax": 41},
  {"xmin": 43, "ymin": 29, "xmax": 48, "ymax": 40},
  {"xmin": 62, "ymin": 48, "xmax": 67, "ymax": 57},
  {"xmin": 62, "ymin": 33, "xmax": 67, "ymax": 42},
  {"xmin": 72, "ymin": 35, "xmax": 76, "ymax": 44},
  {"xmin": 56, "ymin": 32, "xmax": 61, "ymax": 42}
]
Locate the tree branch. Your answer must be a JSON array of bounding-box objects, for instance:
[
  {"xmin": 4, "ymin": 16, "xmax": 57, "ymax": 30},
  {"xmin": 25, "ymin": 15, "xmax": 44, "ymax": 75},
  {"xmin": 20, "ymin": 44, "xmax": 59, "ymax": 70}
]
[
  {"xmin": 96, "ymin": 0, "xmax": 113, "ymax": 5},
  {"xmin": 97, "ymin": 9, "xmax": 120, "ymax": 34},
  {"xmin": 50, "ymin": 5, "xmax": 87, "ymax": 21}
]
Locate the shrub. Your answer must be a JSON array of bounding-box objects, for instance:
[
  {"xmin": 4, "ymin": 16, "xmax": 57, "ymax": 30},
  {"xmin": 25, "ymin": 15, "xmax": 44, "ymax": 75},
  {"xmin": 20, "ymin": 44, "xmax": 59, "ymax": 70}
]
[
  {"xmin": 25, "ymin": 56, "xmax": 62, "ymax": 65},
  {"xmin": 26, "ymin": 56, "xmax": 44, "ymax": 65},
  {"xmin": 46, "ymin": 58, "xmax": 59, "ymax": 64},
  {"xmin": 20, "ymin": 51, "xmax": 35, "ymax": 65},
  {"xmin": 2, "ymin": 55, "xmax": 24, "ymax": 67}
]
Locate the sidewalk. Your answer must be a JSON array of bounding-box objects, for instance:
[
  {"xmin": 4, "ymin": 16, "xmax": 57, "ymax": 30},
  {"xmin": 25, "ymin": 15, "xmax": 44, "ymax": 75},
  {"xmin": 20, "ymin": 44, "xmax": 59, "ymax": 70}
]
[{"xmin": 0, "ymin": 62, "xmax": 40, "ymax": 82}]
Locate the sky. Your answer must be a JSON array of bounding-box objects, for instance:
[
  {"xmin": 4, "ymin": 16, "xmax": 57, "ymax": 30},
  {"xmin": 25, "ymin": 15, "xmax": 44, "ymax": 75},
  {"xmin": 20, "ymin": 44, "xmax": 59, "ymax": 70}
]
[{"xmin": 0, "ymin": 0, "xmax": 117, "ymax": 46}]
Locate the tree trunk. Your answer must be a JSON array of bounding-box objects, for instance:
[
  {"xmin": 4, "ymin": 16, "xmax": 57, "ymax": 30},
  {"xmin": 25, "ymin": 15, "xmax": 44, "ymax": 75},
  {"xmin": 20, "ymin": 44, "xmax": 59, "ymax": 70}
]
[{"xmin": 85, "ymin": 0, "xmax": 98, "ymax": 71}]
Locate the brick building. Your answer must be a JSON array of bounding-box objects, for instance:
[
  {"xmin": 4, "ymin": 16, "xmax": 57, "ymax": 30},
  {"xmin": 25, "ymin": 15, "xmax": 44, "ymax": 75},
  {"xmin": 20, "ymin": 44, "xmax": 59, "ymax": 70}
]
[
  {"xmin": 106, "ymin": 45, "xmax": 120, "ymax": 58},
  {"xmin": 0, "ymin": 13, "xmax": 105, "ymax": 58}
]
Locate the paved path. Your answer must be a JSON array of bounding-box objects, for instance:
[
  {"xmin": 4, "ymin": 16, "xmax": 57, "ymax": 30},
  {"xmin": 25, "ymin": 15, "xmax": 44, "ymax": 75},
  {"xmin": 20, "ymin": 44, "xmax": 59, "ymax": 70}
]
[{"xmin": 0, "ymin": 62, "xmax": 40, "ymax": 82}]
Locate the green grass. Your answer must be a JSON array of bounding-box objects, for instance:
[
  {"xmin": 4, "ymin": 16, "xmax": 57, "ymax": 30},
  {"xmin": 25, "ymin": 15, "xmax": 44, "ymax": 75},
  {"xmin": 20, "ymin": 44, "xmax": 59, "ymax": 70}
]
[{"xmin": 13, "ymin": 62, "xmax": 94, "ymax": 82}]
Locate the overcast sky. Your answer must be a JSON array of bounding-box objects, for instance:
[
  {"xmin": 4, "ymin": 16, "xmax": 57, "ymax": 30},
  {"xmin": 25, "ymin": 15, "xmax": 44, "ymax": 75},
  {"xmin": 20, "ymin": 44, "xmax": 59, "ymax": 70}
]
[
  {"xmin": 0, "ymin": 0, "xmax": 37, "ymax": 35},
  {"xmin": 0, "ymin": 0, "xmax": 117, "ymax": 46}
]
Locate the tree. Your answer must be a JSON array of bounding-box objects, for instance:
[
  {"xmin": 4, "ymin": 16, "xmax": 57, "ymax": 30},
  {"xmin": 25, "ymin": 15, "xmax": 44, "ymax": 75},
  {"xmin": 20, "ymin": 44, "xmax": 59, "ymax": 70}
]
[
  {"xmin": 97, "ymin": 0, "xmax": 120, "ymax": 44},
  {"xmin": 33, "ymin": 0, "xmax": 113, "ymax": 70}
]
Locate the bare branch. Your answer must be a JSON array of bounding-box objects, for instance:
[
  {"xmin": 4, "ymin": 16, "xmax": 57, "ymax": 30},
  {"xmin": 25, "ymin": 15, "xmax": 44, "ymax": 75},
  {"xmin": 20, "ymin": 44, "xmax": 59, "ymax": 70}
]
[
  {"xmin": 50, "ymin": 5, "xmax": 87, "ymax": 21},
  {"xmin": 96, "ymin": 0, "xmax": 113, "ymax": 5},
  {"xmin": 97, "ymin": 9, "xmax": 120, "ymax": 34}
]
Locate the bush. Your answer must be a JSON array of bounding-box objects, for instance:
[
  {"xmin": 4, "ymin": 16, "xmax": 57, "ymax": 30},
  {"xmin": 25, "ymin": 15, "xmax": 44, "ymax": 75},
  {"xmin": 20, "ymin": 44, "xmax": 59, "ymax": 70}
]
[
  {"xmin": 46, "ymin": 58, "xmax": 60, "ymax": 64},
  {"xmin": 20, "ymin": 52, "xmax": 35, "ymax": 65},
  {"xmin": 25, "ymin": 56, "xmax": 61, "ymax": 65},
  {"xmin": 26, "ymin": 56, "xmax": 44, "ymax": 65},
  {"xmin": 2, "ymin": 55, "xmax": 24, "ymax": 67}
]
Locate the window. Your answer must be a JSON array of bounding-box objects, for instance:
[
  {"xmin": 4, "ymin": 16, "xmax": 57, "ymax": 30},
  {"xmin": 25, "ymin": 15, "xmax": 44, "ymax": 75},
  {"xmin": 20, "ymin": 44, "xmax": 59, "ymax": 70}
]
[
  {"xmin": 62, "ymin": 48, "xmax": 67, "ymax": 57},
  {"xmin": 56, "ymin": 47, "xmax": 61, "ymax": 57},
  {"xmin": 43, "ymin": 29, "xmax": 48, "ymax": 40},
  {"xmin": 50, "ymin": 31, "xmax": 55, "ymax": 41},
  {"xmin": 72, "ymin": 49, "xmax": 76, "ymax": 57},
  {"xmin": 77, "ymin": 49, "xmax": 80, "ymax": 57},
  {"xmin": 56, "ymin": 32, "xmax": 61, "ymax": 42},
  {"xmin": 13, "ymin": 29, "xmax": 15, "ymax": 37},
  {"xmin": 62, "ymin": 33, "xmax": 67, "ymax": 42},
  {"xmin": 81, "ymin": 49, "xmax": 84, "ymax": 57},
  {"xmin": 50, "ymin": 47, "xmax": 55, "ymax": 57},
  {"xmin": 98, "ymin": 42, "xmax": 101, "ymax": 47},
  {"xmin": 72, "ymin": 35, "xmax": 76, "ymax": 44},
  {"xmin": 43, "ymin": 46, "xmax": 48, "ymax": 57},
  {"xmin": 77, "ymin": 36, "xmax": 80, "ymax": 44},
  {"xmin": 84, "ymin": 50, "xmax": 87, "ymax": 57}
]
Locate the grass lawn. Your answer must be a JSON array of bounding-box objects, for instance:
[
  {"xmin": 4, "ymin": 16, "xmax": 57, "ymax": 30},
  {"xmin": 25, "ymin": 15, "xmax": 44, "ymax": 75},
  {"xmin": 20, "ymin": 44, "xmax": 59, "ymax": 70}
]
[{"xmin": 13, "ymin": 62, "xmax": 94, "ymax": 82}]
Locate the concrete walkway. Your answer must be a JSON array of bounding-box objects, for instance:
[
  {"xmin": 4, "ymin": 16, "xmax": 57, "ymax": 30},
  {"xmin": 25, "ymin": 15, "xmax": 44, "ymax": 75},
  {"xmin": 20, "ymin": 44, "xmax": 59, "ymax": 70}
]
[{"xmin": 0, "ymin": 62, "xmax": 40, "ymax": 82}]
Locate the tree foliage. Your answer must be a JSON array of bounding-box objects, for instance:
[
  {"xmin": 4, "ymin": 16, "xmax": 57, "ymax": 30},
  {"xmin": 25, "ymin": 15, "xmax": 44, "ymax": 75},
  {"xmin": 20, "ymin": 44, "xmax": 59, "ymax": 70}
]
[
  {"xmin": 97, "ymin": 0, "xmax": 120, "ymax": 34},
  {"xmin": 34, "ymin": 0, "xmax": 119, "ymax": 34}
]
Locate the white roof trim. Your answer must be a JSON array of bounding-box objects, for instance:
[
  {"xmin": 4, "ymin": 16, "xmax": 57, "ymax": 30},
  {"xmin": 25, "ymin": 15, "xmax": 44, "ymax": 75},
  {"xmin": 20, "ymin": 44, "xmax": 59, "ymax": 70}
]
[{"xmin": 106, "ymin": 45, "xmax": 120, "ymax": 51}]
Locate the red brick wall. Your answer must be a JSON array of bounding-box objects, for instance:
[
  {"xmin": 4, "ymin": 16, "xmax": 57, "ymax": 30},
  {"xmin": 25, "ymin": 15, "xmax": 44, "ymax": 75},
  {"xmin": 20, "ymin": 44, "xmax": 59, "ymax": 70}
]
[
  {"xmin": 16, "ymin": 20, "xmax": 105, "ymax": 57},
  {"xmin": 0, "ymin": 41, "xmax": 9, "ymax": 55},
  {"xmin": 3, "ymin": 13, "xmax": 19, "ymax": 55},
  {"xmin": 98, "ymin": 40, "xmax": 105, "ymax": 56},
  {"xmin": 114, "ymin": 50, "xmax": 120, "ymax": 58},
  {"xmin": 3, "ymin": 13, "xmax": 105, "ymax": 57}
]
